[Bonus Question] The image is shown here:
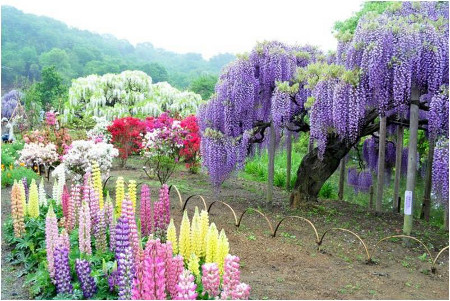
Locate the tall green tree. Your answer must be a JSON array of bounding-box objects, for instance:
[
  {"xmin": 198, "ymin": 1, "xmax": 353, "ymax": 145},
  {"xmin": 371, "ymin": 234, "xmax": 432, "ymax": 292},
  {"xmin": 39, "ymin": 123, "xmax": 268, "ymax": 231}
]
[{"xmin": 188, "ymin": 74, "xmax": 218, "ymax": 100}]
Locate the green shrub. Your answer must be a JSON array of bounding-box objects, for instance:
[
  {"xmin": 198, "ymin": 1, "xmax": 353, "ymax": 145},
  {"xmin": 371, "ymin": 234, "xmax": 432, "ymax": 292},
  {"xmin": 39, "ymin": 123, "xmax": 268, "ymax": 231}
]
[
  {"xmin": 319, "ymin": 181, "xmax": 337, "ymax": 199},
  {"xmin": 2, "ymin": 166, "xmax": 38, "ymax": 187}
]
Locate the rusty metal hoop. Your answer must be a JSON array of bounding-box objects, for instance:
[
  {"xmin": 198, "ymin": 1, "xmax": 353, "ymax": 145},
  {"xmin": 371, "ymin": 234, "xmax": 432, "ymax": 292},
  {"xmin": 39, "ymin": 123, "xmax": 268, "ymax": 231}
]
[
  {"xmin": 168, "ymin": 185, "xmax": 183, "ymax": 208},
  {"xmin": 273, "ymin": 215, "xmax": 320, "ymax": 243},
  {"xmin": 181, "ymin": 195, "xmax": 208, "ymax": 211},
  {"xmin": 207, "ymin": 201, "xmax": 238, "ymax": 226},
  {"xmin": 237, "ymin": 208, "xmax": 274, "ymax": 235},
  {"xmin": 369, "ymin": 235, "xmax": 433, "ymax": 264},
  {"xmin": 319, "ymin": 228, "xmax": 371, "ymax": 261}
]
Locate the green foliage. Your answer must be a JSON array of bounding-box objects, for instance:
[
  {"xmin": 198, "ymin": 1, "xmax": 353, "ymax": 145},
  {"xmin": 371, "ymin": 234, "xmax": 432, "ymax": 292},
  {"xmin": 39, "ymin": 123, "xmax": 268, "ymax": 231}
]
[
  {"xmin": 319, "ymin": 181, "xmax": 337, "ymax": 199},
  {"xmin": 2, "ymin": 166, "xmax": 38, "ymax": 187},
  {"xmin": 189, "ymin": 74, "xmax": 218, "ymax": 100},
  {"xmin": 1, "ymin": 6, "xmax": 235, "ymax": 91}
]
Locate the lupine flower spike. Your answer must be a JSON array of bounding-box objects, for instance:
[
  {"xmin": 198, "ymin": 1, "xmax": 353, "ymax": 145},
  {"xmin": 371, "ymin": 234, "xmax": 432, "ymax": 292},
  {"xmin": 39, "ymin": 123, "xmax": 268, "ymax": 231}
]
[{"xmin": 11, "ymin": 182, "xmax": 25, "ymax": 237}]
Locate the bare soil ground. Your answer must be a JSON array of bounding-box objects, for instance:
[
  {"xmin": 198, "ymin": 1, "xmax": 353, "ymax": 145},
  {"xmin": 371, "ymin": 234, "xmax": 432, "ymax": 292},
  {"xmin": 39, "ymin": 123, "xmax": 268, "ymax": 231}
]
[{"xmin": 1, "ymin": 162, "xmax": 449, "ymax": 299}]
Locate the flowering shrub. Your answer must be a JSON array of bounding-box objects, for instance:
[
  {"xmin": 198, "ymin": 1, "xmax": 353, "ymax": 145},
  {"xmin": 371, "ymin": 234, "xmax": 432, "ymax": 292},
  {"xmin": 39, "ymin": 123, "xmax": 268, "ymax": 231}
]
[
  {"xmin": 23, "ymin": 127, "xmax": 72, "ymax": 159},
  {"xmin": 142, "ymin": 113, "xmax": 201, "ymax": 183},
  {"xmin": 179, "ymin": 115, "xmax": 201, "ymax": 172},
  {"xmin": 62, "ymin": 140, "xmax": 119, "ymax": 181},
  {"xmin": 18, "ymin": 143, "xmax": 59, "ymax": 167},
  {"xmin": 87, "ymin": 116, "xmax": 112, "ymax": 143},
  {"xmin": 107, "ymin": 117, "xmax": 146, "ymax": 167}
]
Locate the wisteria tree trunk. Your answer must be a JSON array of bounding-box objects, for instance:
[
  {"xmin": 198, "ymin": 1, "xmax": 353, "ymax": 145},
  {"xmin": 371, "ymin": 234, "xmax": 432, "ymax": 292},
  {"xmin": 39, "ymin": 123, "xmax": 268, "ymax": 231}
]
[
  {"xmin": 286, "ymin": 130, "xmax": 292, "ymax": 190},
  {"xmin": 376, "ymin": 116, "xmax": 387, "ymax": 212},
  {"xmin": 290, "ymin": 134, "xmax": 354, "ymax": 207},
  {"xmin": 420, "ymin": 137, "xmax": 435, "ymax": 221}
]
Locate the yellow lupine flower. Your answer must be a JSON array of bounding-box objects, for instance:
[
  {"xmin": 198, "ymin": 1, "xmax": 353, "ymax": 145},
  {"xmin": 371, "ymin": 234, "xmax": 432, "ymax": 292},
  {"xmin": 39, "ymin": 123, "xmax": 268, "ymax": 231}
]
[
  {"xmin": 115, "ymin": 177, "xmax": 125, "ymax": 216},
  {"xmin": 91, "ymin": 162, "xmax": 103, "ymax": 209},
  {"xmin": 187, "ymin": 253, "xmax": 200, "ymax": 277},
  {"xmin": 205, "ymin": 222, "xmax": 218, "ymax": 264},
  {"xmin": 28, "ymin": 179, "xmax": 40, "ymax": 218},
  {"xmin": 128, "ymin": 180, "xmax": 136, "ymax": 211},
  {"xmin": 199, "ymin": 209, "xmax": 209, "ymax": 257},
  {"xmin": 215, "ymin": 229, "xmax": 229, "ymax": 274},
  {"xmin": 178, "ymin": 210, "xmax": 191, "ymax": 261},
  {"xmin": 190, "ymin": 207, "xmax": 202, "ymax": 257},
  {"xmin": 167, "ymin": 218, "xmax": 178, "ymax": 253}
]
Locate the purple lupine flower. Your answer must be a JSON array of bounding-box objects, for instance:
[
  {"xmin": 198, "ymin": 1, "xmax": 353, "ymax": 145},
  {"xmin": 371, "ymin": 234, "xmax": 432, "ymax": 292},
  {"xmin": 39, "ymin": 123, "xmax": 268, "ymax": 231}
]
[
  {"xmin": 94, "ymin": 208, "xmax": 107, "ymax": 252},
  {"xmin": 117, "ymin": 246, "xmax": 134, "ymax": 300},
  {"xmin": 115, "ymin": 216, "xmax": 131, "ymax": 257},
  {"xmin": 22, "ymin": 178, "xmax": 29, "ymax": 200},
  {"xmin": 79, "ymin": 201, "xmax": 92, "ymax": 255},
  {"xmin": 75, "ymin": 259, "xmax": 97, "ymax": 298},
  {"xmin": 54, "ymin": 244, "xmax": 73, "ymax": 294},
  {"xmin": 45, "ymin": 204, "xmax": 59, "ymax": 280},
  {"xmin": 108, "ymin": 268, "xmax": 119, "ymax": 292}
]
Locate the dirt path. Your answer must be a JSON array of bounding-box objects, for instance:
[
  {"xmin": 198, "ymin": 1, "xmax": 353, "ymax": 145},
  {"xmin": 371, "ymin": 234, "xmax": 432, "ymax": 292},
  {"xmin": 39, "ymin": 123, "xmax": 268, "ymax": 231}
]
[{"xmin": 1, "ymin": 165, "xmax": 449, "ymax": 299}]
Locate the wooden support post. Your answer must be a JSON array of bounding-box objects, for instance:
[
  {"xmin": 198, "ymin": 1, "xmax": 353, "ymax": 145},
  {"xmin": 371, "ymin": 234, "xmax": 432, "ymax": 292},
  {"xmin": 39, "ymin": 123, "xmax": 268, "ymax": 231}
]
[
  {"xmin": 369, "ymin": 185, "xmax": 374, "ymax": 210},
  {"xmin": 376, "ymin": 116, "xmax": 387, "ymax": 212},
  {"xmin": 421, "ymin": 137, "xmax": 435, "ymax": 221},
  {"xmin": 338, "ymin": 158, "xmax": 346, "ymax": 201},
  {"xmin": 403, "ymin": 88, "xmax": 420, "ymax": 236},
  {"xmin": 267, "ymin": 123, "xmax": 276, "ymax": 206},
  {"xmin": 393, "ymin": 125, "xmax": 404, "ymax": 212}
]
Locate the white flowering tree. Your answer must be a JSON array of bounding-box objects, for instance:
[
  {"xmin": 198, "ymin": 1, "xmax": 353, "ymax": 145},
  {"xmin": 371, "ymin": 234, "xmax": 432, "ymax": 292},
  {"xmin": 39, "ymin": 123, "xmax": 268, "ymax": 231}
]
[{"xmin": 64, "ymin": 70, "xmax": 203, "ymax": 122}]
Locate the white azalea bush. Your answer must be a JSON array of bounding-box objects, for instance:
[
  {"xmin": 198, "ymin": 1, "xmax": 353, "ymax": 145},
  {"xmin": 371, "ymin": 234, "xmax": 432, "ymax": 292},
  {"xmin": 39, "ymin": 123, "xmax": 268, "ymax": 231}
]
[
  {"xmin": 86, "ymin": 116, "xmax": 112, "ymax": 143},
  {"xmin": 64, "ymin": 70, "xmax": 204, "ymax": 121},
  {"xmin": 18, "ymin": 143, "xmax": 59, "ymax": 167},
  {"xmin": 62, "ymin": 140, "xmax": 119, "ymax": 181}
]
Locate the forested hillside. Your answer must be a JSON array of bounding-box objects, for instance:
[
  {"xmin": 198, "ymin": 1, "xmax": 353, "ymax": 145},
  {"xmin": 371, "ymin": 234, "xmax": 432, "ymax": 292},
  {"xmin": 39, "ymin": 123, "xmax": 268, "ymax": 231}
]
[{"xmin": 1, "ymin": 6, "xmax": 234, "ymax": 92}]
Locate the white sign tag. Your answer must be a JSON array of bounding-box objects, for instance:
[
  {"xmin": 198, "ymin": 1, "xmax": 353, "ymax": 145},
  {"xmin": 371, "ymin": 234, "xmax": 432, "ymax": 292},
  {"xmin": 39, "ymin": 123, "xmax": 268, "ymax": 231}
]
[{"xmin": 404, "ymin": 191, "xmax": 412, "ymax": 215}]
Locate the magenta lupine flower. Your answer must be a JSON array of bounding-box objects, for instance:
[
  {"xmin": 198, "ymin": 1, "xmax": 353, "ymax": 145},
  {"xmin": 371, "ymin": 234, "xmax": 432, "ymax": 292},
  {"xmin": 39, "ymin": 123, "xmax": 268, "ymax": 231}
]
[
  {"xmin": 121, "ymin": 197, "xmax": 140, "ymax": 261},
  {"xmin": 175, "ymin": 269, "xmax": 197, "ymax": 300},
  {"xmin": 75, "ymin": 259, "xmax": 97, "ymax": 298},
  {"xmin": 45, "ymin": 204, "xmax": 59, "ymax": 280},
  {"xmin": 62, "ymin": 185, "xmax": 70, "ymax": 221},
  {"xmin": 79, "ymin": 201, "xmax": 92, "ymax": 255},
  {"xmin": 231, "ymin": 283, "xmax": 251, "ymax": 300},
  {"xmin": 201, "ymin": 263, "xmax": 220, "ymax": 298},
  {"xmin": 54, "ymin": 244, "xmax": 73, "ymax": 294},
  {"xmin": 94, "ymin": 209, "xmax": 107, "ymax": 252},
  {"xmin": 140, "ymin": 184, "xmax": 152, "ymax": 236},
  {"xmin": 154, "ymin": 257, "xmax": 166, "ymax": 299},
  {"xmin": 167, "ymin": 255, "xmax": 184, "ymax": 299},
  {"xmin": 117, "ymin": 246, "xmax": 134, "ymax": 300},
  {"xmin": 159, "ymin": 184, "xmax": 170, "ymax": 227},
  {"xmin": 221, "ymin": 254, "xmax": 241, "ymax": 299}
]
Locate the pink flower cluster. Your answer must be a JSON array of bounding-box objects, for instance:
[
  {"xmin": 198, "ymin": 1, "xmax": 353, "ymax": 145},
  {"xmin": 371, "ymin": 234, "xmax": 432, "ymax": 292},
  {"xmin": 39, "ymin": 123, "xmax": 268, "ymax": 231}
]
[
  {"xmin": 175, "ymin": 269, "xmax": 197, "ymax": 300},
  {"xmin": 202, "ymin": 263, "xmax": 220, "ymax": 298},
  {"xmin": 221, "ymin": 254, "xmax": 251, "ymax": 300},
  {"xmin": 140, "ymin": 184, "xmax": 152, "ymax": 236},
  {"xmin": 45, "ymin": 111, "xmax": 57, "ymax": 126}
]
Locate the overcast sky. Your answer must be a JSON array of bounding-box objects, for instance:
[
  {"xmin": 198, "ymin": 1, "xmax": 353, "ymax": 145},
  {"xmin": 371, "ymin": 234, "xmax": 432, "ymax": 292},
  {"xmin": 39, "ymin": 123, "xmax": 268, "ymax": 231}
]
[{"xmin": 2, "ymin": 0, "xmax": 364, "ymax": 59}]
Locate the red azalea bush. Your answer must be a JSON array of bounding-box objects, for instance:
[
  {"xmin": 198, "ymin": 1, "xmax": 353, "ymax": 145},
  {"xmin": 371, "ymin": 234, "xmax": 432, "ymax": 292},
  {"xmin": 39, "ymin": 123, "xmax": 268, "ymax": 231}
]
[
  {"xmin": 179, "ymin": 115, "xmax": 201, "ymax": 172},
  {"xmin": 107, "ymin": 117, "xmax": 147, "ymax": 167}
]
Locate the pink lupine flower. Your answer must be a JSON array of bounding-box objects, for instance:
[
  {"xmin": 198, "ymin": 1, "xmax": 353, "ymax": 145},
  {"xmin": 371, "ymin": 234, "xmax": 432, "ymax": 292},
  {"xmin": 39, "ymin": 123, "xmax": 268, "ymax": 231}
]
[
  {"xmin": 70, "ymin": 184, "xmax": 82, "ymax": 228},
  {"xmin": 201, "ymin": 263, "xmax": 220, "ymax": 298},
  {"xmin": 45, "ymin": 111, "xmax": 56, "ymax": 126},
  {"xmin": 167, "ymin": 255, "xmax": 184, "ymax": 299},
  {"xmin": 88, "ymin": 187, "xmax": 100, "ymax": 229},
  {"xmin": 231, "ymin": 283, "xmax": 251, "ymax": 300},
  {"xmin": 62, "ymin": 185, "xmax": 70, "ymax": 221},
  {"xmin": 159, "ymin": 184, "xmax": 170, "ymax": 226},
  {"xmin": 175, "ymin": 269, "xmax": 197, "ymax": 300},
  {"xmin": 140, "ymin": 184, "xmax": 152, "ymax": 236},
  {"xmin": 59, "ymin": 228, "xmax": 70, "ymax": 251},
  {"xmin": 221, "ymin": 254, "xmax": 241, "ymax": 299},
  {"xmin": 45, "ymin": 204, "xmax": 59, "ymax": 280},
  {"xmin": 79, "ymin": 201, "xmax": 92, "ymax": 255},
  {"xmin": 94, "ymin": 209, "xmax": 107, "ymax": 252}
]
